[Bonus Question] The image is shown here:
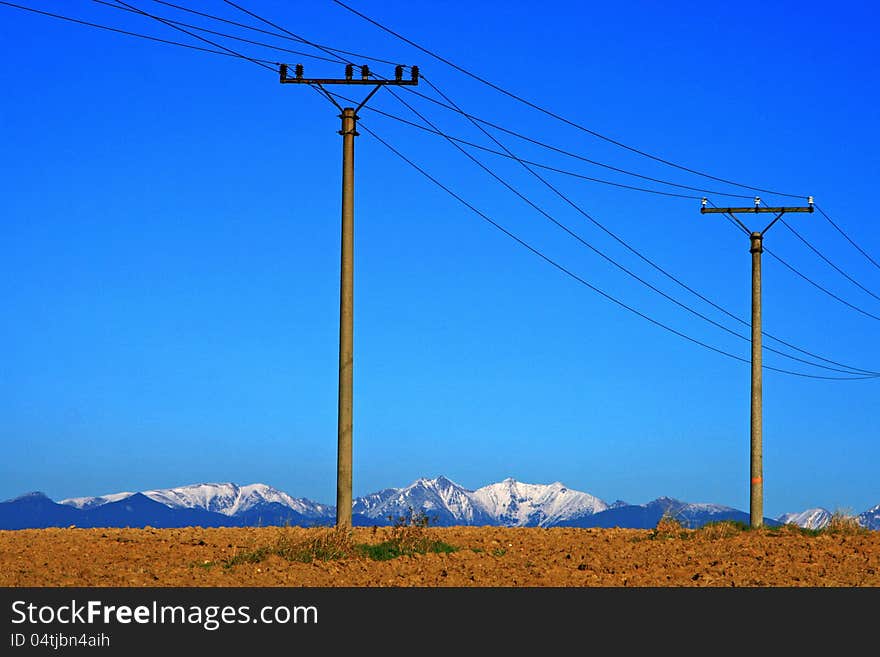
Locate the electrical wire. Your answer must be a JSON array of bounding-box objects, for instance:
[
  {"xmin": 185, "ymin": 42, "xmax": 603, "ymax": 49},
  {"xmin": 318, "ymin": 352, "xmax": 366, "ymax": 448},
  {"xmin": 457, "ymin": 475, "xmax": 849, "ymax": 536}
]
[
  {"xmin": 112, "ymin": 0, "xmax": 275, "ymax": 71},
  {"xmin": 330, "ymin": 99, "xmax": 707, "ymax": 199},
  {"xmin": 331, "ymin": 0, "xmax": 808, "ymax": 199},
  {"xmin": 319, "ymin": 86, "xmax": 880, "ymax": 376},
  {"xmin": 359, "ymin": 122, "xmax": 874, "ymax": 381},
  {"xmin": 220, "ymin": 0, "xmax": 348, "ymax": 66},
  {"xmin": 94, "ymin": 0, "xmax": 342, "ymax": 64},
  {"xmin": 149, "ymin": 0, "xmax": 406, "ymax": 67},
  {"xmin": 781, "ymin": 218, "xmax": 880, "ymax": 303},
  {"xmin": 4, "ymin": 0, "xmax": 874, "ymax": 377},
  {"xmin": 816, "ymin": 204, "xmax": 880, "ymax": 272},
  {"xmin": 708, "ymin": 200, "xmax": 880, "ymax": 323},
  {"xmin": 380, "ymin": 81, "xmax": 877, "ymax": 377},
  {"xmin": 0, "ymin": 1, "xmax": 279, "ymax": 66},
  {"xmin": 205, "ymin": 1, "xmax": 787, "ymax": 203}
]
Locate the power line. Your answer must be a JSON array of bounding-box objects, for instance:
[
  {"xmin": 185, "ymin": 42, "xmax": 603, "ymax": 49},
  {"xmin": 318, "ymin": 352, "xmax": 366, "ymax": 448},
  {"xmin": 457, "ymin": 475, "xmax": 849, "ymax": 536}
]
[
  {"xmin": 406, "ymin": 77, "xmax": 879, "ymax": 376},
  {"xmin": 8, "ymin": 0, "xmax": 873, "ymax": 376},
  {"xmin": 0, "ymin": 1, "xmax": 278, "ymax": 66},
  {"xmin": 331, "ymin": 0, "xmax": 808, "ymax": 199},
  {"xmin": 197, "ymin": 1, "xmax": 792, "ymax": 204},
  {"xmin": 395, "ymin": 86, "xmax": 777, "ymax": 201},
  {"xmin": 750, "ymin": 199, "xmax": 880, "ymax": 322},
  {"xmin": 341, "ymin": 90, "xmax": 879, "ymax": 376},
  {"xmin": 112, "ymin": 0, "xmax": 275, "ymax": 71},
  {"xmin": 711, "ymin": 201, "xmax": 880, "ymax": 324},
  {"xmin": 704, "ymin": 199, "xmax": 880, "ymax": 373},
  {"xmin": 816, "ymin": 204, "xmax": 880, "ymax": 272},
  {"xmin": 7, "ymin": 0, "xmax": 874, "ymax": 374},
  {"xmin": 93, "ymin": 0, "xmax": 342, "ymax": 64},
  {"xmin": 763, "ymin": 247, "xmax": 880, "ymax": 323},
  {"xmin": 192, "ymin": 1, "xmax": 785, "ymax": 203},
  {"xmin": 149, "ymin": 0, "xmax": 405, "ymax": 68},
  {"xmin": 781, "ymin": 218, "xmax": 880, "ymax": 303},
  {"xmin": 220, "ymin": 0, "xmax": 348, "ymax": 65},
  {"xmin": 360, "ymin": 123, "xmax": 874, "ymax": 381},
  {"xmin": 326, "ymin": 95, "xmax": 708, "ymax": 199}
]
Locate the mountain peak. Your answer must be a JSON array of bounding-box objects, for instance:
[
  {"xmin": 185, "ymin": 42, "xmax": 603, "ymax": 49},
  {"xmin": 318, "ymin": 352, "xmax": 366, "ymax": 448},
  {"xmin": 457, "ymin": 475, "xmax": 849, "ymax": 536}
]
[{"xmin": 6, "ymin": 491, "xmax": 50, "ymax": 503}]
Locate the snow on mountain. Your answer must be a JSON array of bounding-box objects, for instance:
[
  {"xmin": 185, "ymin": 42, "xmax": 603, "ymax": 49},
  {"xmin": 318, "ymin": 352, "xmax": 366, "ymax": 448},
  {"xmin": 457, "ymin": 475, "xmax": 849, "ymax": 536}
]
[
  {"xmin": 52, "ymin": 477, "xmax": 877, "ymax": 531},
  {"xmin": 471, "ymin": 478, "xmax": 608, "ymax": 527},
  {"xmin": 777, "ymin": 508, "xmax": 832, "ymax": 530},
  {"xmin": 667, "ymin": 499, "xmax": 753, "ymax": 527},
  {"xmin": 353, "ymin": 476, "xmax": 494, "ymax": 526},
  {"xmin": 59, "ymin": 477, "xmax": 612, "ymax": 527},
  {"xmin": 62, "ymin": 483, "xmax": 331, "ymax": 519},
  {"xmin": 59, "ymin": 491, "xmax": 135, "ymax": 510},
  {"xmin": 858, "ymin": 504, "xmax": 880, "ymax": 530},
  {"xmin": 350, "ymin": 476, "xmax": 608, "ymax": 527}
]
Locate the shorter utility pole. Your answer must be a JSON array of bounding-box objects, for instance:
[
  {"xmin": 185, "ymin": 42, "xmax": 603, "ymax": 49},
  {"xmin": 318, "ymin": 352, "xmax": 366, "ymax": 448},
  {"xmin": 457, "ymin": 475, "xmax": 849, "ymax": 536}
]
[
  {"xmin": 279, "ymin": 62, "xmax": 418, "ymax": 530},
  {"xmin": 701, "ymin": 196, "xmax": 814, "ymax": 528}
]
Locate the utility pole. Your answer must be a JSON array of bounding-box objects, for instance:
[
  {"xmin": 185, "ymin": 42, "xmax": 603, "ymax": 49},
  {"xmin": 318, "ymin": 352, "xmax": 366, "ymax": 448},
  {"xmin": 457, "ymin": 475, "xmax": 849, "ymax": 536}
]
[
  {"xmin": 280, "ymin": 62, "xmax": 419, "ymax": 530},
  {"xmin": 701, "ymin": 196, "xmax": 814, "ymax": 528}
]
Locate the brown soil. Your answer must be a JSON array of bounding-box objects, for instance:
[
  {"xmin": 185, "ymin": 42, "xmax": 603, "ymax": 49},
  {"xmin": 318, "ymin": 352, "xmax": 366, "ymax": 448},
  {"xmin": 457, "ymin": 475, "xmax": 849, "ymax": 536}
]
[{"xmin": 2, "ymin": 523, "xmax": 879, "ymax": 587}]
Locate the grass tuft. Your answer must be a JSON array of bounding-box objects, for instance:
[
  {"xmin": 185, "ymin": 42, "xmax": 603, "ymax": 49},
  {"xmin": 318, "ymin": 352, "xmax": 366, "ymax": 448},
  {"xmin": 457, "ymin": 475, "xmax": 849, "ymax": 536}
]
[{"xmin": 220, "ymin": 507, "xmax": 458, "ymax": 569}]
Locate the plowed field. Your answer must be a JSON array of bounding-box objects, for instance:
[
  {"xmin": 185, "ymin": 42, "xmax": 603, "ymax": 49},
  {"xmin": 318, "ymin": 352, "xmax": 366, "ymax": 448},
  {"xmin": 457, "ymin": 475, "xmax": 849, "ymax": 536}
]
[{"xmin": 2, "ymin": 524, "xmax": 879, "ymax": 587}]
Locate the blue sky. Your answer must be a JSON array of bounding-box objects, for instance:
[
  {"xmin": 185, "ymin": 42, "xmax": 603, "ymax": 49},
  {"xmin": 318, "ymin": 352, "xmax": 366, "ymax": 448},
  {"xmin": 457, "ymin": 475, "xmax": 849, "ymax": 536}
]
[{"xmin": 1, "ymin": 0, "xmax": 878, "ymax": 518}]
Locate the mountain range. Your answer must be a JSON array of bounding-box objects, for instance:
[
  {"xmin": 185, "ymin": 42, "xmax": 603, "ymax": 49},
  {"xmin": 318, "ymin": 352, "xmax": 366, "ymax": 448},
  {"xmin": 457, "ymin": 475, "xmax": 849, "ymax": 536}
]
[{"xmin": 2, "ymin": 476, "xmax": 877, "ymax": 531}]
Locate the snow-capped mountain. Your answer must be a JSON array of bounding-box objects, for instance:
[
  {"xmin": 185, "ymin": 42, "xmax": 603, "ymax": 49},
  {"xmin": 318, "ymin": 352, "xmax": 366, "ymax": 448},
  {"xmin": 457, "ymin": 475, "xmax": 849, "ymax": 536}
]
[
  {"xmin": 61, "ymin": 482, "xmax": 331, "ymax": 519},
  {"xmin": 858, "ymin": 504, "xmax": 880, "ymax": 531},
  {"xmin": 556, "ymin": 496, "xmax": 769, "ymax": 529},
  {"xmin": 351, "ymin": 476, "xmax": 609, "ymax": 527},
  {"xmin": 777, "ymin": 508, "xmax": 832, "ymax": 530},
  {"xmin": 353, "ymin": 476, "xmax": 495, "ymax": 526},
  {"xmin": 471, "ymin": 478, "xmax": 608, "ymax": 527},
  {"xmin": 62, "ymin": 491, "xmax": 136, "ymax": 510},
  {"xmin": 4, "ymin": 477, "xmax": 872, "ymax": 531}
]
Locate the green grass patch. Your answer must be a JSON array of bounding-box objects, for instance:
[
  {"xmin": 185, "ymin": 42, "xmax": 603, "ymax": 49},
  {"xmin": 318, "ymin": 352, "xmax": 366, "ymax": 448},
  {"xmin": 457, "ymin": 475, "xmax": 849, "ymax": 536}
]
[
  {"xmin": 219, "ymin": 507, "xmax": 459, "ymax": 569},
  {"xmin": 354, "ymin": 538, "xmax": 457, "ymax": 561}
]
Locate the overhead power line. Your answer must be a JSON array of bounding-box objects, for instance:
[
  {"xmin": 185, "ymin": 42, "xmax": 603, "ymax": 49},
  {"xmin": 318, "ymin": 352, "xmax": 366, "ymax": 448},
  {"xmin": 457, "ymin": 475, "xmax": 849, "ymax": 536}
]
[
  {"xmin": 360, "ymin": 123, "xmax": 873, "ymax": 381},
  {"xmin": 0, "ymin": 1, "xmax": 279, "ymax": 66},
  {"xmin": 815, "ymin": 204, "xmax": 880, "ymax": 272},
  {"xmin": 331, "ymin": 0, "xmax": 808, "ymax": 199},
  {"xmin": 710, "ymin": 200, "xmax": 880, "ymax": 324},
  {"xmin": 336, "ymin": 89, "xmax": 878, "ymax": 376},
  {"xmin": 93, "ymin": 0, "xmax": 341, "ymax": 63},
  {"xmin": 220, "ymin": 0, "xmax": 349, "ymax": 66},
  {"xmin": 4, "ymin": 0, "xmax": 874, "ymax": 378},
  {"xmin": 781, "ymin": 218, "xmax": 880, "ymax": 303},
  {"xmin": 112, "ymin": 0, "xmax": 275, "ymax": 71},
  {"xmin": 406, "ymin": 77, "xmax": 880, "ymax": 376},
  {"xmin": 175, "ymin": 0, "xmax": 788, "ymax": 203},
  {"xmin": 148, "ymin": 0, "xmax": 405, "ymax": 67},
  {"xmin": 325, "ymin": 95, "xmax": 718, "ymax": 200}
]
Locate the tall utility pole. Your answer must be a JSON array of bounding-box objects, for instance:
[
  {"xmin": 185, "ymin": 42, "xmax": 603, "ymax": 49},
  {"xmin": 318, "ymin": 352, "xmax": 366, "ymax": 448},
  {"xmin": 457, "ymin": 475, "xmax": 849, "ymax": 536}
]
[
  {"xmin": 280, "ymin": 63, "xmax": 419, "ymax": 529},
  {"xmin": 701, "ymin": 196, "xmax": 814, "ymax": 528}
]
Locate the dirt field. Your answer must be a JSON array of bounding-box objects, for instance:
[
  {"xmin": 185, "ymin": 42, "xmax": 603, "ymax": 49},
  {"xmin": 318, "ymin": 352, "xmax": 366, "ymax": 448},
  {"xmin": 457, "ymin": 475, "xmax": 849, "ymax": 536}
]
[{"xmin": 2, "ymin": 523, "xmax": 879, "ymax": 587}]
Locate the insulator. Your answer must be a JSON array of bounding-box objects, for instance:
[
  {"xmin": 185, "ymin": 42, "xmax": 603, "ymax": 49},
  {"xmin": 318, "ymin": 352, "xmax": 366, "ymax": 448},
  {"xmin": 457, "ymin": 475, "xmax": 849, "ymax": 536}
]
[
  {"xmin": 395, "ymin": 65, "xmax": 403, "ymax": 81},
  {"xmin": 361, "ymin": 64, "xmax": 370, "ymax": 79},
  {"xmin": 411, "ymin": 65, "xmax": 419, "ymax": 82},
  {"xmin": 295, "ymin": 64, "xmax": 303, "ymax": 79},
  {"xmin": 345, "ymin": 64, "xmax": 353, "ymax": 80},
  {"xmin": 279, "ymin": 63, "xmax": 288, "ymax": 80},
  {"xmin": 701, "ymin": 197, "xmax": 707, "ymax": 207},
  {"xmin": 754, "ymin": 197, "xmax": 761, "ymax": 206}
]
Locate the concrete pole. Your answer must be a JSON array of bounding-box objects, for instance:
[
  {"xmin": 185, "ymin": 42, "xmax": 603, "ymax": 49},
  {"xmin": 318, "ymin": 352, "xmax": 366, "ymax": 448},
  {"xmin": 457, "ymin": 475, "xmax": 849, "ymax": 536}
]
[
  {"xmin": 749, "ymin": 231, "xmax": 763, "ymax": 528},
  {"xmin": 336, "ymin": 107, "xmax": 356, "ymax": 530}
]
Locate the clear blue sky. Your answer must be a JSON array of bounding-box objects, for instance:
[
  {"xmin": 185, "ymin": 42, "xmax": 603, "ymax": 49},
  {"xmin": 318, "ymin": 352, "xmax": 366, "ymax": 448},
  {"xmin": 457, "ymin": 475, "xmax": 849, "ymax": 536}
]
[{"xmin": 1, "ymin": 0, "xmax": 878, "ymax": 518}]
